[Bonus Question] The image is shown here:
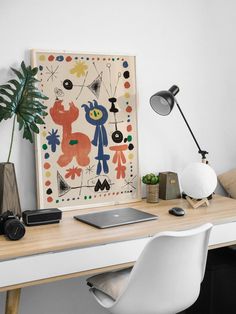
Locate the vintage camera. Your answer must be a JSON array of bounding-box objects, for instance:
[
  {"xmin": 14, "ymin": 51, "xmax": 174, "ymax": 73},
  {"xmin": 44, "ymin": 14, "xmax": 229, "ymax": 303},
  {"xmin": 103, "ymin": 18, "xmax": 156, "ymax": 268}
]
[{"xmin": 0, "ymin": 210, "xmax": 25, "ymax": 240}]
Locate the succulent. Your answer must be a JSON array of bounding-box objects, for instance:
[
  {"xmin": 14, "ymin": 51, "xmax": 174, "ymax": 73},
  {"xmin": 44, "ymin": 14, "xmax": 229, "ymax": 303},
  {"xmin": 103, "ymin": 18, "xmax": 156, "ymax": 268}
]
[{"xmin": 142, "ymin": 173, "xmax": 159, "ymax": 185}]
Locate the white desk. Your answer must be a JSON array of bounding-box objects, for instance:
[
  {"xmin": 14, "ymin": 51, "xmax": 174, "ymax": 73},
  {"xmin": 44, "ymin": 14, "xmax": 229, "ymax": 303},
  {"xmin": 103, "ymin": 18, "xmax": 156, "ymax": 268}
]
[{"xmin": 1, "ymin": 195, "xmax": 236, "ymax": 313}]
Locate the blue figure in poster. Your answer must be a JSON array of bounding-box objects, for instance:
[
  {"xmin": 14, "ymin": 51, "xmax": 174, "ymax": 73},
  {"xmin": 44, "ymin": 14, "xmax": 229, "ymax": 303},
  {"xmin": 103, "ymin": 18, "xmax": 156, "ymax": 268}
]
[{"xmin": 82, "ymin": 100, "xmax": 110, "ymax": 175}]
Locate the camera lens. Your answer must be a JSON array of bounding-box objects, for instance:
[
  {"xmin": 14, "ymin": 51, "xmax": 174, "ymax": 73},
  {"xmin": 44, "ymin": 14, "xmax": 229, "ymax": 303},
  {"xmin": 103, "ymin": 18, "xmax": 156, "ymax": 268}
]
[{"xmin": 4, "ymin": 219, "xmax": 25, "ymax": 240}]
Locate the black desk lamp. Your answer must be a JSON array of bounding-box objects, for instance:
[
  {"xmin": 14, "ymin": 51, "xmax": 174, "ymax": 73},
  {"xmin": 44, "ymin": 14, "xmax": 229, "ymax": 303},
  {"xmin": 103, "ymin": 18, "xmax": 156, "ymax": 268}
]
[{"xmin": 150, "ymin": 85, "xmax": 208, "ymax": 162}]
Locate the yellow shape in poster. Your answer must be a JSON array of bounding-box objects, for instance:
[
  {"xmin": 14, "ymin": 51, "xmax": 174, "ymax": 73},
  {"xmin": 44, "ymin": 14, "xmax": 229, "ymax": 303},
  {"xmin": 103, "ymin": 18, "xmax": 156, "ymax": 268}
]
[
  {"xmin": 70, "ymin": 61, "xmax": 88, "ymax": 77},
  {"xmin": 39, "ymin": 55, "xmax": 46, "ymax": 61},
  {"xmin": 128, "ymin": 153, "xmax": 134, "ymax": 160}
]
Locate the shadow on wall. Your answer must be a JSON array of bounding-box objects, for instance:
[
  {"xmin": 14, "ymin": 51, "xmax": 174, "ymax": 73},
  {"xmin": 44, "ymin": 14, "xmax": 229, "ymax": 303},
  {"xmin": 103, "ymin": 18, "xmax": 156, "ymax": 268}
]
[{"xmin": 0, "ymin": 63, "xmax": 20, "ymax": 84}]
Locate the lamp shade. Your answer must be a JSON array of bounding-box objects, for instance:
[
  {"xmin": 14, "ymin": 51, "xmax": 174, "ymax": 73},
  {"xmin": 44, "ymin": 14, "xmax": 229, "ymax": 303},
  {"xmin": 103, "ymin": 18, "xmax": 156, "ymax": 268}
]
[
  {"xmin": 150, "ymin": 85, "xmax": 179, "ymax": 116},
  {"xmin": 181, "ymin": 163, "xmax": 217, "ymax": 199}
]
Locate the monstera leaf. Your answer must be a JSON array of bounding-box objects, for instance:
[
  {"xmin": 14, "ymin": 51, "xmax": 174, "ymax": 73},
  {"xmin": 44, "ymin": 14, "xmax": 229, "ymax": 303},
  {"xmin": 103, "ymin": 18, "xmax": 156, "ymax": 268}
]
[
  {"xmin": 0, "ymin": 61, "xmax": 48, "ymax": 161},
  {"xmin": 0, "ymin": 61, "xmax": 48, "ymax": 142}
]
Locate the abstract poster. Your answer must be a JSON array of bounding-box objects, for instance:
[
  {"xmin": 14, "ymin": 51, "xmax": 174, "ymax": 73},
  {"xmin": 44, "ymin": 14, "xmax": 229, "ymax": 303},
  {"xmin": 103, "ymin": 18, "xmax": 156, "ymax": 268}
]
[{"xmin": 31, "ymin": 50, "xmax": 140, "ymax": 210}]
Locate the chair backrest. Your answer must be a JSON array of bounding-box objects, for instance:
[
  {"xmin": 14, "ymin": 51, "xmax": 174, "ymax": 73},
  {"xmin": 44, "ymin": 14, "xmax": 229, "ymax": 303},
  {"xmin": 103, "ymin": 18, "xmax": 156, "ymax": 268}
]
[{"xmin": 111, "ymin": 223, "xmax": 212, "ymax": 314}]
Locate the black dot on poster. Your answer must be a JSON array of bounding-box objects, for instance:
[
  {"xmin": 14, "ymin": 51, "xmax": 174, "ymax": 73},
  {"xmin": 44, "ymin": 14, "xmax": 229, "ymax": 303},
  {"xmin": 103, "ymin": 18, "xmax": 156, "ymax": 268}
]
[
  {"xmin": 123, "ymin": 71, "xmax": 130, "ymax": 79},
  {"xmin": 46, "ymin": 188, "xmax": 52, "ymax": 195},
  {"xmin": 112, "ymin": 130, "xmax": 123, "ymax": 143},
  {"xmin": 124, "ymin": 138, "xmax": 127, "ymax": 143},
  {"xmin": 128, "ymin": 143, "xmax": 134, "ymax": 150},
  {"xmin": 63, "ymin": 79, "xmax": 73, "ymax": 90}
]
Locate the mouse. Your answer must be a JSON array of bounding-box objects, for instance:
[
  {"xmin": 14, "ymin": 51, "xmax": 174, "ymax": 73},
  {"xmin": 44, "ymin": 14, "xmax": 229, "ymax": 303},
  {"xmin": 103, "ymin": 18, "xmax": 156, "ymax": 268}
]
[{"xmin": 169, "ymin": 207, "xmax": 185, "ymax": 217}]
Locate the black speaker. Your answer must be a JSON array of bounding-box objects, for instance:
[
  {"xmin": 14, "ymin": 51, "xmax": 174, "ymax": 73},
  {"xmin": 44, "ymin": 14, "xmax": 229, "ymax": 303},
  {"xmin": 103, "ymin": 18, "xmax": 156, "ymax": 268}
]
[{"xmin": 22, "ymin": 208, "xmax": 62, "ymax": 226}]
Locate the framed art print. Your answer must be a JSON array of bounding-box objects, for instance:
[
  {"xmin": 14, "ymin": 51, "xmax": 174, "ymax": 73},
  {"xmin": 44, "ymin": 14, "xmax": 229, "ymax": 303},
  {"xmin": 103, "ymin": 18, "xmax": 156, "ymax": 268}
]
[{"xmin": 31, "ymin": 50, "xmax": 140, "ymax": 210}]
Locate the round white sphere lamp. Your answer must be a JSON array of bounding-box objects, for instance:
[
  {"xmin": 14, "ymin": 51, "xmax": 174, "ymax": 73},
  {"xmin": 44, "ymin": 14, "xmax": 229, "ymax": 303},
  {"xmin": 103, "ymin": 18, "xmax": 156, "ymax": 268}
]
[{"xmin": 181, "ymin": 162, "xmax": 217, "ymax": 200}]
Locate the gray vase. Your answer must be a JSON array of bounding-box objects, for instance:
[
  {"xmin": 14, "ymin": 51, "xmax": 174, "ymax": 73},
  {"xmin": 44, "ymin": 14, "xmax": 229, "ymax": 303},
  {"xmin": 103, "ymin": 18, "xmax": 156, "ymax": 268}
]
[{"xmin": 0, "ymin": 162, "xmax": 21, "ymax": 217}]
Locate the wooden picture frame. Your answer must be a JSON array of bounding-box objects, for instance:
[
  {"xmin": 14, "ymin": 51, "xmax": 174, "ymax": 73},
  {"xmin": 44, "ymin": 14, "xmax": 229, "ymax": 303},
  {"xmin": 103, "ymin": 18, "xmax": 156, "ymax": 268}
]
[{"xmin": 31, "ymin": 50, "xmax": 141, "ymax": 210}]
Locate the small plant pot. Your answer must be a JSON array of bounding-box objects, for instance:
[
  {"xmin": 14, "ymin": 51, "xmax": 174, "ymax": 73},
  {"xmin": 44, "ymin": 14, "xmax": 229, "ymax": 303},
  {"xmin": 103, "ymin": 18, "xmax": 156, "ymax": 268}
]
[{"xmin": 146, "ymin": 184, "xmax": 159, "ymax": 203}]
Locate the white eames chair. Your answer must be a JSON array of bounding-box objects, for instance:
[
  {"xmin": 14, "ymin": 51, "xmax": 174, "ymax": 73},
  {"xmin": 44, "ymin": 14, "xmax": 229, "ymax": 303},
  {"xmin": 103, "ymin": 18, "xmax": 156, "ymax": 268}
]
[{"xmin": 88, "ymin": 223, "xmax": 212, "ymax": 314}]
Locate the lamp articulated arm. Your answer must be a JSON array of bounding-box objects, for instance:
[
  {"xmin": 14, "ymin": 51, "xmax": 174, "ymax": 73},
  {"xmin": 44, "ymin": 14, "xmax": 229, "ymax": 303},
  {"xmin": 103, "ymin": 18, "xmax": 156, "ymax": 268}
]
[
  {"xmin": 150, "ymin": 85, "xmax": 209, "ymax": 162},
  {"xmin": 174, "ymin": 98, "xmax": 208, "ymax": 161}
]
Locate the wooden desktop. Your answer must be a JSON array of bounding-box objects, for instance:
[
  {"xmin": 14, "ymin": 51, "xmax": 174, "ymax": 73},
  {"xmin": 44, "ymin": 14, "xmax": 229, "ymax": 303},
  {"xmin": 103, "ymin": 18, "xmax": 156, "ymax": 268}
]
[{"xmin": 2, "ymin": 194, "xmax": 236, "ymax": 314}]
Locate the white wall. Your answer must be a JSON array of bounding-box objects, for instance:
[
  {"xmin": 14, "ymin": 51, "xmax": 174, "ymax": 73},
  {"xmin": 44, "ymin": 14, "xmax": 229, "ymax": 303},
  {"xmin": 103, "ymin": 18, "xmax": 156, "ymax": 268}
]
[{"xmin": 0, "ymin": 0, "xmax": 236, "ymax": 312}]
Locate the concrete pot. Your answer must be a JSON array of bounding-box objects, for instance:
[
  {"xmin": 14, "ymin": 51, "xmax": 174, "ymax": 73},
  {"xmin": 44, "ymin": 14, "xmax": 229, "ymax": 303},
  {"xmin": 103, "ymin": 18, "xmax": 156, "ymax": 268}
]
[{"xmin": 146, "ymin": 184, "xmax": 159, "ymax": 203}]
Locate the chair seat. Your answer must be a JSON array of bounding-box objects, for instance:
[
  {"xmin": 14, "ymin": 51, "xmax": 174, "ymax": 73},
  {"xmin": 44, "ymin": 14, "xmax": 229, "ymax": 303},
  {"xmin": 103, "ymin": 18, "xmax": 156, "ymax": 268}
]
[{"xmin": 87, "ymin": 267, "xmax": 133, "ymax": 301}]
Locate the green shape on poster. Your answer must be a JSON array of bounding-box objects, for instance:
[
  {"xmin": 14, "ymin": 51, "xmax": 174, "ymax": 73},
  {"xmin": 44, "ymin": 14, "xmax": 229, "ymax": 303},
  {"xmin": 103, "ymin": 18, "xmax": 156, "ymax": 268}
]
[
  {"xmin": 127, "ymin": 135, "xmax": 132, "ymax": 142},
  {"xmin": 69, "ymin": 139, "xmax": 78, "ymax": 145}
]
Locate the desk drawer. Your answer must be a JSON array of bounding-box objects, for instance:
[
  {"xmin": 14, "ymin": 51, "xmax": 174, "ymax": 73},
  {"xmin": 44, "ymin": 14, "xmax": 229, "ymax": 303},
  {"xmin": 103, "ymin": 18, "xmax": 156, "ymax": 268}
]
[
  {"xmin": 0, "ymin": 237, "xmax": 150, "ymax": 288},
  {"xmin": 209, "ymin": 221, "xmax": 236, "ymax": 247}
]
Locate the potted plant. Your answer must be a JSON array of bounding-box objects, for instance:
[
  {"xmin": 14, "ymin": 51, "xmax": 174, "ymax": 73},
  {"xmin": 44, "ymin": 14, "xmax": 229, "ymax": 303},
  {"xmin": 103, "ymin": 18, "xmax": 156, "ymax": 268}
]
[
  {"xmin": 142, "ymin": 173, "xmax": 160, "ymax": 203},
  {"xmin": 0, "ymin": 61, "xmax": 48, "ymax": 216}
]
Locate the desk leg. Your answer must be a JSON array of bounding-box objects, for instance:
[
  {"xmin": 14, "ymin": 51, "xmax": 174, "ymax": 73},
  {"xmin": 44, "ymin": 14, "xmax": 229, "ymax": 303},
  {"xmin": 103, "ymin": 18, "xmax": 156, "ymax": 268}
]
[{"xmin": 5, "ymin": 289, "xmax": 21, "ymax": 314}]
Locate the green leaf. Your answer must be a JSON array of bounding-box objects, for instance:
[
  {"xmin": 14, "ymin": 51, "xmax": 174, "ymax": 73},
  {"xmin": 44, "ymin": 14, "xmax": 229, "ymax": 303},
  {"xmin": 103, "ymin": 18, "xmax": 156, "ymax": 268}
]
[
  {"xmin": 17, "ymin": 114, "xmax": 25, "ymax": 130},
  {"xmin": 21, "ymin": 61, "xmax": 28, "ymax": 76},
  {"xmin": 142, "ymin": 173, "xmax": 159, "ymax": 185},
  {"xmin": 28, "ymin": 100, "xmax": 47, "ymax": 110},
  {"xmin": 0, "ymin": 96, "xmax": 10, "ymax": 106},
  {"xmin": 10, "ymin": 67, "xmax": 24, "ymax": 80},
  {"xmin": 151, "ymin": 177, "xmax": 158, "ymax": 185},
  {"xmin": 34, "ymin": 115, "xmax": 45, "ymax": 124},
  {"xmin": 29, "ymin": 91, "xmax": 48, "ymax": 100},
  {"xmin": 23, "ymin": 124, "xmax": 33, "ymax": 143},
  {"xmin": 30, "ymin": 123, "xmax": 39, "ymax": 133},
  {"xmin": 8, "ymin": 79, "xmax": 20, "ymax": 89},
  {"xmin": 0, "ymin": 106, "xmax": 13, "ymax": 121},
  {"xmin": 0, "ymin": 89, "xmax": 14, "ymax": 101},
  {"xmin": 28, "ymin": 76, "xmax": 39, "ymax": 83},
  {"xmin": 31, "ymin": 67, "xmax": 38, "ymax": 76},
  {"xmin": 21, "ymin": 112, "xmax": 39, "ymax": 124},
  {"xmin": 0, "ymin": 60, "xmax": 48, "ymax": 143},
  {"xmin": 0, "ymin": 84, "xmax": 16, "ymax": 92}
]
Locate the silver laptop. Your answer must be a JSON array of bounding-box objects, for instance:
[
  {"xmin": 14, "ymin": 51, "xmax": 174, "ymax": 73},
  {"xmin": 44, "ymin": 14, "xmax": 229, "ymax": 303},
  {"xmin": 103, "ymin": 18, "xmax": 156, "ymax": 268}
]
[{"xmin": 74, "ymin": 207, "xmax": 158, "ymax": 229}]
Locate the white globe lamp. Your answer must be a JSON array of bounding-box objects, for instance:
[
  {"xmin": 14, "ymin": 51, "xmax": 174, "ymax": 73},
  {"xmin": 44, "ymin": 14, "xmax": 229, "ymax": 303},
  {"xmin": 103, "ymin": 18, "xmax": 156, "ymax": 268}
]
[{"xmin": 181, "ymin": 163, "xmax": 217, "ymax": 208}]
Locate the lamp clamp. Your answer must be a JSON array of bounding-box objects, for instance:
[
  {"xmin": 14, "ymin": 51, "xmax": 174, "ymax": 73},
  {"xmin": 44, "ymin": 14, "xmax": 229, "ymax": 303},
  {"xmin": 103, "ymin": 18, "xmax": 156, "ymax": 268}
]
[{"xmin": 198, "ymin": 150, "xmax": 208, "ymax": 161}]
